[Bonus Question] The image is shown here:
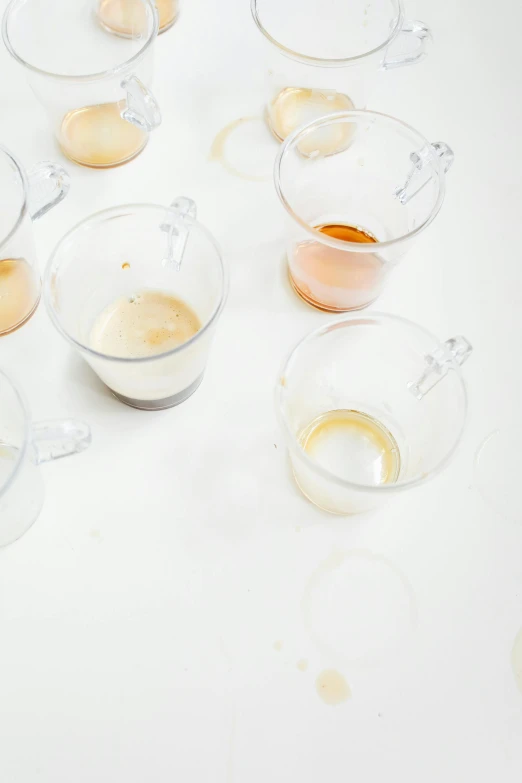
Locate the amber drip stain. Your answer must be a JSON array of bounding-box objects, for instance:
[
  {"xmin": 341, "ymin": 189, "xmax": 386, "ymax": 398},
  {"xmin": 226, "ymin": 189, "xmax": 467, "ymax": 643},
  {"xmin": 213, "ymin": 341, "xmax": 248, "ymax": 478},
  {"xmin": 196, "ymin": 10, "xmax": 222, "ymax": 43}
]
[{"xmin": 316, "ymin": 669, "xmax": 351, "ymax": 705}]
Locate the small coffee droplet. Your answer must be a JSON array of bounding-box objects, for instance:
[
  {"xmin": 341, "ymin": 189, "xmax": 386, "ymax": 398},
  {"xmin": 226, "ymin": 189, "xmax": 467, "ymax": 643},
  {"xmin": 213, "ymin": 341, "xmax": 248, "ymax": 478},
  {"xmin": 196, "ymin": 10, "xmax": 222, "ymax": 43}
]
[
  {"xmin": 297, "ymin": 659, "xmax": 308, "ymax": 672},
  {"xmin": 273, "ymin": 640, "xmax": 283, "ymax": 652},
  {"xmin": 316, "ymin": 669, "xmax": 351, "ymax": 705},
  {"xmin": 122, "ymin": 262, "xmax": 130, "ymax": 270}
]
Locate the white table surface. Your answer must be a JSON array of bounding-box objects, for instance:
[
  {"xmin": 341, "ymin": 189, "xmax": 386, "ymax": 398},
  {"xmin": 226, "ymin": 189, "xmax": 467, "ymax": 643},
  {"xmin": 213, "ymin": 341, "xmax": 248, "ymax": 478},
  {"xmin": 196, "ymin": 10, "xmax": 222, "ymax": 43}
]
[{"xmin": 1, "ymin": 0, "xmax": 522, "ymax": 780}]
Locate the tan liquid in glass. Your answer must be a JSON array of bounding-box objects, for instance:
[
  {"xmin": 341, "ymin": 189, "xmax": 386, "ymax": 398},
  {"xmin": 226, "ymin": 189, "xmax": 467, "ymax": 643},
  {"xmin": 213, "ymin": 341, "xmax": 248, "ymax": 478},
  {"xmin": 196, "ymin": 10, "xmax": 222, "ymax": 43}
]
[
  {"xmin": 0, "ymin": 258, "xmax": 39, "ymax": 335},
  {"xmin": 90, "ymin": 290, "xmax": 201, "ymax": 359},
  {"xmin": 269, "ymin": 88, "xmax": 354, "ymax": 154},
  {"xmin": 291, "ymin": 223, "xmax": 384, "ymax": 312},
  {"xmin": 60, "ymin": 102, "xmax": 147, "ymax": 168},
  {"xmin": 300, "ymin": 409, "xmax": 400, "ymax": 486},
  {"xmin": 98, "ymin": 0, "xmax": 179, "ymax": 34}
]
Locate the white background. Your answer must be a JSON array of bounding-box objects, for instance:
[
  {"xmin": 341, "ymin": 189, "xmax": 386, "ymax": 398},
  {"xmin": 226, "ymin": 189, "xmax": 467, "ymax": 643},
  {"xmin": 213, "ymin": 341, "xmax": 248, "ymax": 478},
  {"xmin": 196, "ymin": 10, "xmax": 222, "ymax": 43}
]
[{"xmin": 1, "ymin": 0, "xmax": 522, "ymax": 780}]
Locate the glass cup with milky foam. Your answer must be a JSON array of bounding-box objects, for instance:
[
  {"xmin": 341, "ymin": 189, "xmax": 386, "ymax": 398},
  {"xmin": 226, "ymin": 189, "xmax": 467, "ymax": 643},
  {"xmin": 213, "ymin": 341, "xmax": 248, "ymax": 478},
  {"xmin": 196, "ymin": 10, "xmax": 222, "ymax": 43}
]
[
  {"xmin": 276, "ymin": 313, "xmax": 472, "ymax": 515},
  {"xmin": 43, "ymin": 199, "xmax": 228, "ymax": 410},
  {"xmin": 251, "ymin": 0, "xmax": 431, "ymax": 147},
  {"xmin": 0, "ymin": 368, "xmax": 91, "ymax": 546},
  {"xmin": 2, "ymin": 0, "xmax": 162, "ymax": 169},
  {"xmin": 274, "ymin": 110, "xmax": 454, "ymax": 312},
  {"xmin": 0, "ymin": 145, "xmax": 70, "ymax": 336}
]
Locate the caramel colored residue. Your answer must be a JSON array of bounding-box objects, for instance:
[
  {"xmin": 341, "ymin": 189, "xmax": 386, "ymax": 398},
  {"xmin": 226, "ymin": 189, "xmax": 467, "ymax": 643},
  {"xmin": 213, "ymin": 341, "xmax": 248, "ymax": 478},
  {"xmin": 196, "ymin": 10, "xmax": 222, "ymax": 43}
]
[
  {"xmin": 290, "ymin": 223, "xmax": 384, "ymax": 312},
  {"xmin": 209, "ymin": 116, "xmax": 269, "ymax": 182},
  {"xmin": 297, "ymin": 659, "xmax": 308, "ymax": 672},
  {"xmin": 60, "ymin": 102, "xmax": 147, "ymax": 168},
  {"xmin": 99, "ymin": 0, "xmax": 179, "ymax": 34},
  {"xmin": 269, "ymin": 88, "xmax": 354, "ymax": 154},
  {"xmin": 122, "ymin": 262, "xmax": 131, "ymax": 270},
  {"xmin": 273, "ymin": 640, "xmax": 283, "ymax": 652},
  {"xmin": 90, "ymin": 290, "xmax": 201, "ymax": 359},
  {"xmin": 0, "ymin": 258, "xmax": 39, "ymax": 335},
  {"xmin": 316, "ymin": 669, "xmax": 351, "ymax": 705}
]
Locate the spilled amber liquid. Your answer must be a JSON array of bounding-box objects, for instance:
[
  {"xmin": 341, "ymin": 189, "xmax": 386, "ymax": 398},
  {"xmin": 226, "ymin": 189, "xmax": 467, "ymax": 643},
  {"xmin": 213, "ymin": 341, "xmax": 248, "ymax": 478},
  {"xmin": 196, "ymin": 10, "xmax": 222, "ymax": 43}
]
[
  {"xmin": 299, "ymin": 409, "xmax": 400, "ymax": 486},
  {"xmin": 290, "ymin": 222, "xmax": 384, "ymax": 312},
  {"xmin": 60, "ymin": 102, "xmax": 147, "ymax": 168},
  {"xmin": 0, "ymin": 258, "xmax": 39, "ymax": 335},
  {"xmin": 269, "ymin": 87, "xmax": 354, "ymax": 154},
  {"xmin": 98, "ymin": 0, "xmax": 179, "ymax": 34}
]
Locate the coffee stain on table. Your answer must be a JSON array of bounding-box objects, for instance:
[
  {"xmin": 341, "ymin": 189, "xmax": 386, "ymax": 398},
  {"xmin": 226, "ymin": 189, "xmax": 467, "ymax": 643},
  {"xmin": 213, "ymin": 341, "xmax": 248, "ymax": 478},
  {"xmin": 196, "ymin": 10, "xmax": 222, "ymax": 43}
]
[
  {"xmin": 316, "ymin": 669, "xmax": 351, "ymax": 705},
  {"xmin": 209, "ymin": 116, "xmax": 272, "ymax": 182}
]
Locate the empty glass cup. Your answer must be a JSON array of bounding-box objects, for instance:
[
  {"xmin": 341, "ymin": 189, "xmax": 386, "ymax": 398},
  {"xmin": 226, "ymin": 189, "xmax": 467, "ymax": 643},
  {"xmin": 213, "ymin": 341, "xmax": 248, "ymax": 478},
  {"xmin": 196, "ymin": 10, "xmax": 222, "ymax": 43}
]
[
  {"xmin": 274, "ymin": 110, "xmax": 454, "ymax": 312},
  {"xmin": 44, "ymin": 198, "xmax": 228, "ymax": 410},
  {"xmin": 0, "ymin": 145, "xmax": 70, "ymax": 336},
  {"xmin": 98, "ymin": 0, "xmax": 180, "ymax": 35},
  {"xmin": 0, "ymin": 368, "xmax": 91, "ymax": 546},
  {"xmin": 276, "ymin": 313, "xmax": 472, "ymax": 515},
  {"xmin": 2, "ymin": 0, "xmax": 162, "ymax": 168},
  {"xmin": 252, "ymin": 0, "xmax": 430, "ymax": 143}
]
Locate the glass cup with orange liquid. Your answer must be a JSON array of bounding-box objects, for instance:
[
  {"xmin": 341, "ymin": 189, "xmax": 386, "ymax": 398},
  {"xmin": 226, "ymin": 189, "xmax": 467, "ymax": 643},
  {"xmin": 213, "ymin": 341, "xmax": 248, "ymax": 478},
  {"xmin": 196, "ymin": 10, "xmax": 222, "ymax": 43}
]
[
  {"xmin": 252, "ymin": 0, "xmax": 431, "ymax": 148},
  {"xmin": 277, "ymin": 313, "xmax": 472, "ymax": 515},
  {"xmin": 44, "ymin": 199, "xmax": 228, "ymax": 410},
  {"xmin": 274, "ymin": 110, "xmax": 454, "ymax": 312},
  {"xmin": 0, "ymin": 368, "xmax": 91, "ymax": 546},
  {"xmin": 2, "ymin": 0, "xmax": 162, "ymax": 169},
  {"xmin": 0, "ymin": 146, "xmax": 70, "ymax": 336},
  {"xmin": 98, "ymin": 0, "xmax": 180, "ymax": 35}
]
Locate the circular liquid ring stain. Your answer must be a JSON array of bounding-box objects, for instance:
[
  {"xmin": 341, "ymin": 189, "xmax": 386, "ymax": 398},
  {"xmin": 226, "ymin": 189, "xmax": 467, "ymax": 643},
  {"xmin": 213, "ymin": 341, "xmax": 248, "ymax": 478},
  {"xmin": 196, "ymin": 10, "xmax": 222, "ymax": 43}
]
[
  {"xmin": 209, "ymin": 116, "xmax": 275, "ymax": 182},
  {"xmin": 302, "ymin": 549, "xmax": 418, "ymax": 666}
]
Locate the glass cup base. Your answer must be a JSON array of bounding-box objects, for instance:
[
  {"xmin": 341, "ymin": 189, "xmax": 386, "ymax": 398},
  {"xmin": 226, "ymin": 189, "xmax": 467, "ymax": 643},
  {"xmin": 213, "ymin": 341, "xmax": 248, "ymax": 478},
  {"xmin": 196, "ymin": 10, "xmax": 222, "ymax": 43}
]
[
  {"xmin": 0, "ymin": 294, "xmax": 40, "ymax": 337},
  {"xmin": 289, "ymin": 271, "xmax": 378, "ymax": 313},
  {"xmin": 109, "ymin": 373, "xmax": 204, "ymax": 410},
  {"xmin": 59, "ymin": 137, "xmax": 148, "ymax": 170}
]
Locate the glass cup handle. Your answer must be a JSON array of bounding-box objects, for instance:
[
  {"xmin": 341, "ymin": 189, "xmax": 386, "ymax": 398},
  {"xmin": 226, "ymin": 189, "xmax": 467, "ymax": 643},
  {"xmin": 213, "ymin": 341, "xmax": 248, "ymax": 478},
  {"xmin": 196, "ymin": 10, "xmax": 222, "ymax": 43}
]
[
  {"xmin": 32, "ymin": 420, "xmax": 92, "ymax": 465},
  {"xmin": 408, "ymin": 337, "xmax": 473, "ymax": 400},
  {"xmin": 160, "ymin": 196, "xmax": 197, "ymax": 271},
  {"xmin": 27, "ymin": 162, "xmax": 71, "ymax": 221},
  {"xmin": 394, "ymin": 141, "xmax": 454, "ymax": 205},
  {"xmin": 382, "ymin": 19, "xmax": 431, "ymax": 70},
  {"xmin": 121, "ymin": 75, "xmax": 162, "ymax": 132}
]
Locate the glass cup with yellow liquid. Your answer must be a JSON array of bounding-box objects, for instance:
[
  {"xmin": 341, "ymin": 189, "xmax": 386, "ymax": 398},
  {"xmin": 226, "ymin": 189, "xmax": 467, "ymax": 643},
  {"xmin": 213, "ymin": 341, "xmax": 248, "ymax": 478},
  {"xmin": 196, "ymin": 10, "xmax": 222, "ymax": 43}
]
[
  {"xmin": 275, "ymin": 110, "xmax": 454, "ymax": 312},
  {"xmin": 0, "ymin": 368, "xmax": 91, "ymax": 546},
  {"xmin": 251, "ymin": 0, "xmax": 431, "ymax": 146},
  {"xmin": 0, "ymin": 146, "xmax": 70, "ymax": 336},
  {"xmin": 277, "ymin": 313, "xmax": 472, "ymax": 515},
  {"xmin": 2, "ymin": 0, "xmax": 162, "ymax": 169},
  {"xmin": 44, "ymin": 198, "xmax": 228, "ymax": 410},
  {"xmin": 98, "ymin": 0, "xmax": 180, "ymax": 35}
]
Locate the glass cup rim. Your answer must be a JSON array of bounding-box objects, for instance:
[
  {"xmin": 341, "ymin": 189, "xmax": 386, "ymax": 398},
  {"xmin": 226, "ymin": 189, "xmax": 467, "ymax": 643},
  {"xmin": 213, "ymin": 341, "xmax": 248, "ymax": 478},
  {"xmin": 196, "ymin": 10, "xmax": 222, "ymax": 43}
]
[
  {"xmin": 43, "ymin": 203, "xmax": 229, "ymax": 365},
  {"xmin": 2, "ymin": 0, "xmax": 159, "ymax": 81},
  {"xmin": 0, "ymin": 368, "xmax": 30, "ymax": 504},
  {"xmin": 274, "ymin": 109, "xmax": 447, "ymax": 253},
  {"xmin": 275, "ymin": 311, "xmax": 469, "ymax": 494},
  {"xmin": 0, "ymin": 145, "xmax": 29, "ymax": 253},
  {"xmin": 251, "ymin": 0, "xmax": 404, "ymax": 66}
]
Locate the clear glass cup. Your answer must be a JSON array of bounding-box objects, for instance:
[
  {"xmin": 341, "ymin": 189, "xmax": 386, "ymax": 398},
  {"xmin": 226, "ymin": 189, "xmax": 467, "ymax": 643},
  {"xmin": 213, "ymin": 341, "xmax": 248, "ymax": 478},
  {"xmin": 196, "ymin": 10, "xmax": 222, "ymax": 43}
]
[
  {"xmin": 0, "ymin": 368, "xmax": 91, "ymax": 546},
  {"xmin": 276, "ymin": 313, "xmax": 472, "ymax": 515},
  {"xmin": 98, "ymin": 0, "xmax": 180, "ymax": 34},
  {"xmin": 0, "ymin": 145, "xmax": 70, "ymax": 336},
  {"xmin": 2, "ymin": 0, "xmax": 162, "ymax": 169},
  {"xmin": 274, "ymin": 110, "xmax": 454, "ymax": 312},
  {"xmin": 44, "ymin": 198, "xmax": 228, "ymax": 411},
  {"xmin": 251, "ymin": 0, "xmax": 430, "ymax": 143}
]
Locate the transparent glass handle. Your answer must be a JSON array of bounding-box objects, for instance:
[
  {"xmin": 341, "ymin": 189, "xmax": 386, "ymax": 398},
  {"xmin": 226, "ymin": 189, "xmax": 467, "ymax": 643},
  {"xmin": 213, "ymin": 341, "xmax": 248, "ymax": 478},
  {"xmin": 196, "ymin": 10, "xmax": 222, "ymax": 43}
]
[
  {"xmin": 27, "ymin": 162, "xmax": 71, "ymax": 221},
  {"xmin": 382, "ymin": 19, "xmax": 431, "ymax": 70},
  {"xmin": 408, "ymin": 337, "xmax": 473, "ymax": 400},
  {"xmin": 121, "ymin": 75, "xmax": 162, "ymax": 132},
  {"xmin": 32, "ymin": 420, "xmax": 92, "ymax": 465}
]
